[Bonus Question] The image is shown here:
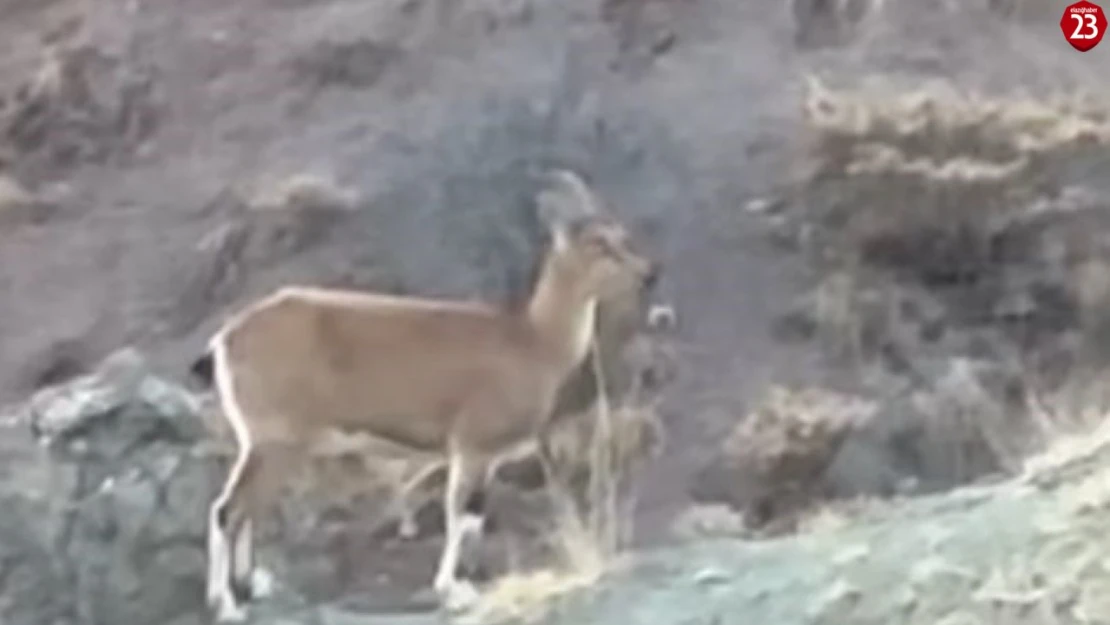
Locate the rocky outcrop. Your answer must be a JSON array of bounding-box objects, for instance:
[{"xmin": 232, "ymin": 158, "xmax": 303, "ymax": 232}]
[
  {"xmin": 1, "ymin": 348, "xmax": 213, "ymax": 625},
  {"xmin": 0, "ymin": 337, "xmax": 675, "ymax": 625}
]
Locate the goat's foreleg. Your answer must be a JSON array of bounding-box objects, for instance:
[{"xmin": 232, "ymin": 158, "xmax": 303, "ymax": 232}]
[{"xmin": 433, "ymin": 450, "xmax": 488, "ymax": 611}]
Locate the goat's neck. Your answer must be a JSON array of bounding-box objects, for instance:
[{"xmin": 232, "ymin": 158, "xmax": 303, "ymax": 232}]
[{"xmin": 526, "ymin": 258, "xmax": 598, "ymax": 371}]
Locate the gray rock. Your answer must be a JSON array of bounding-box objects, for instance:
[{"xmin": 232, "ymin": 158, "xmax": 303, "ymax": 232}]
[{"xmin": 1, "ymin": 348, "xmax": 214, "ymax": 625}]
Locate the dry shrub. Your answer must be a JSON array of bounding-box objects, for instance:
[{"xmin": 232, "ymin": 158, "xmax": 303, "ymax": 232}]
[
  {"xmin": 167, "ymin": 172, "xmax": 360, "ymax": 335},
  {"xmin": 671, "ymin": 503, "xmax": 748, "ymax": 539},
  {"xmin": 1021, "ymin": 369, "xmax": 1110, "ymax": 483},
  {"xmin": 771, "ymin": 80, "xmax": 1110, "ymax": 496},
  {"xmin": 793, "ymin": 496, "xmax": 883, "ymax": 535},
  {"xmin": 458, "ymin": 516, "xmax": 609, "ymax": 625},
  {"xmin": 889, "ymin": 357, "xmax": 1036, "ymax": 488},
  {"xmin": 546, "ymin": 403, "xmax": 664, "ymax": 506},
  {"xmin": 798, "ymin": 77, "xmax": 1110, "ymax": 280},
  {"xmin": 242, "ymin": 172, "xmax": 358, "ymax": 213},
  {"xmin": 722, "ymin": 386, "xmax": 875, "ymax": 485},
  {"xmin": 458, "ymin": 345, "xmax": 666, "ymax": 623},
  {"xmin": 777, "ymin": 269, "xmax": 936, "ymax": 367},
  {"xmin": 3, "ymin": 44, "xmax": 158, "ymax": 168},
  {"xmin": 692, "ymin": 386, "xmax": 876, "ymax": 533},
  {"xmin": 236, "ymin": 172, "xmax": 358, "ymax": 261}
]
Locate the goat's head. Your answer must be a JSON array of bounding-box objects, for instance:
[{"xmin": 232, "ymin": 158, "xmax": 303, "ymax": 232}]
[{"xmin": 537, "ymin": 169, "xmax": 660, "ymax": 305}]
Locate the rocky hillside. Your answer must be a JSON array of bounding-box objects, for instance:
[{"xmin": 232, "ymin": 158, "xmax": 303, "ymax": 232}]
[
  {"xmin": 8, "ymin": 350, "xmax": 1110, "ymax": 625},
  {"xmin": 3, "ymin": 0, "xmax": 1110, "ymax": 624}
]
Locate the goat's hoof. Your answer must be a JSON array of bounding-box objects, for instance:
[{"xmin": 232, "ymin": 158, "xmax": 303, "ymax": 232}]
[
  {"xmin": 231, "ymin": 567, "xmax": 275, "ymax": 602},
  {"xmin": 250, "ymin": 568, "xmax": 275, "ymax": 598},
  {"xmin": 440, "ymin": 580, "xmax": 480, "ymax": 612},
  {"xmin": 214, "ymin": 599, "xmax": 248, "ymax": 623},
  {"xmin": 206, "ymin": 582, "xmax": 221, "ymax": 608},
  {"xmin": 459, "ymin": 513, "xmax": 484, "ymax": 539}
]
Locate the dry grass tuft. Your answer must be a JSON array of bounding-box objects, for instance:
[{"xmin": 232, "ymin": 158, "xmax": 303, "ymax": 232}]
[
  {"xmin": 691, "ymin": 386, "xmax": 876, "ymax": 534},
  {"xmin": 765, "ymin": 79, "xmax": 1110, "ymax": 506},
  {"xmin": 910, "ymin": 358, "xmax": 1031, "ymax": 478},
  {"xmin": 241, "ymin": 172, "xmax": 359, "ymax": 214},
  {"xmin": 794, "ymin": 496, "xmax": 884, "ymax": 535},
  {"xmin": 460, "ymin": 344, "xmax": 661, "ymax": 622},
  {"xmin": 722, "ymin": 386, "xmax": 876, "ymax": 480},
  {"xmin": 798, "ymin": 77, "xmax": 1110, "ymax": 274},
  {"xmin": 671, "ymin": 503, "xmax": 749, "ymax": 539},
  {"xmin": 545, "ymin": 402, "xmax": 664, "ymax": 513},
  {"xmin": 459, "ymin": 521, "xmax": 608, "ymax": 625},
  {"xmin": 3, "ymin": 44, "xmax": 158, "ymax": 166},
  {"xmin": 228, "ymin": 171, "xmax": 359, "ymax": 264}
]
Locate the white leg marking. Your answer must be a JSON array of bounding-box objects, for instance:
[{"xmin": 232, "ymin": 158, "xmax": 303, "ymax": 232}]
[
  {"xmin": 208, "ymin": 445, "xmax": 250, "ymax": 614},
  {"xmin": 206, "ymin": 502, "xmax": 228, "ymax": 606},
  {"xmin": 391, "ymin": 461, "xmax": 444, "ymax": 540},
  {"xmin": 460, "ymin": 513, "xmax": 484, "ymax": 541},
  {"xmin": 232, "ymin": 518, "xmax": 253, "ymax": 588},
  {"xmin": 233, "ymin": 519, "xmax": 272, "ymax": 599},
  {"xmin": 444, "ymin": 578, "xmax": 479, "ymax": 612},
  {"xmin": 229, "ymin": 521, "xmax": 273, "ymax": 599},
  {"xmin": 207, "ymin": 337, "xmax": 256, "ymax": 619},
  {"xmin": 433, "ymin": 453, "xmax": 481, "ymax": 611},
  {"xmin": 215, "ymin": 599, "xmax": 248, "ymax": 623},
  {"xmin": 432, "ymin": 456, "xmax": 463, "ymax": 595}
]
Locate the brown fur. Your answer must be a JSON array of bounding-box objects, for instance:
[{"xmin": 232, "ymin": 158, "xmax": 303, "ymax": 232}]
[{"xmin": 202, "ymin": 170, "xmax": 661, "ymax": 621}]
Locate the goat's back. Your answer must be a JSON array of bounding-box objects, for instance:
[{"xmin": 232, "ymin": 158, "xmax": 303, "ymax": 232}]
[{"xmin": 215, "ymin": 287, "xmax": 560, "ymax": 450}]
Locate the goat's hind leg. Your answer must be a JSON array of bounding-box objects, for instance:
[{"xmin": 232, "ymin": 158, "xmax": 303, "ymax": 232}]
[
  {"xmin": 388, "ymin": 461, "xmax": 445, "ymax": 540},
  {"xmin": 229, "ymin": 442, "xmax": 297, "ymax": 602},
  {"xmin": 207, "ymin": 446, "xmax": 258, "ymax": 623}
]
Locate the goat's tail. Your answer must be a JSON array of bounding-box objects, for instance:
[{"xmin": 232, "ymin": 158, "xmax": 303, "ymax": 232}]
[{"xmin": 189, "ymin": 348, "xmax": 216, "ymax": 388}]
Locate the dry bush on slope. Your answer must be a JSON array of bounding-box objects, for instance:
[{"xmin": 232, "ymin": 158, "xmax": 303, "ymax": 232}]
[
  {"xmin": 454, "ymin": 401, "xmax": 663, "ymax": 625},
  {"xmin": 167, "ymin": 172, "xmax": 363, "ymax": 336},
  {"xmin": 778, "ymin": 78, "xmax": 1110, "ymax": 391},
  {"xmin": 758, "ymin": 80, "xmax": 1110, "ymax": 516},
  {"xmin": 446, "ymin": 334, "xmax": 674, "ymax": 624},
  {"xmin": 691, "ymin": 386, "xmax": 876, "ymax": 535},
  {"xmin": 2, "ymin": 43, "xmax": 159, "ymax": 173},
  {"xmin": 796, "ymin": 78, "xmax": 1110, "ymax": 280}
]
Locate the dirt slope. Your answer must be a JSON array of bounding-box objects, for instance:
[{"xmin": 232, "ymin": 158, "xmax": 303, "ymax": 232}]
[
  {"xmin": 242, "ymin": 427, "xmax": 1110, "ymax": 624},
  {"xmin": 2, "ymin": 0, "xmax": 1110, "ymax": 623}
]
